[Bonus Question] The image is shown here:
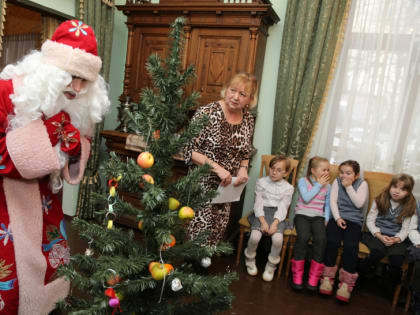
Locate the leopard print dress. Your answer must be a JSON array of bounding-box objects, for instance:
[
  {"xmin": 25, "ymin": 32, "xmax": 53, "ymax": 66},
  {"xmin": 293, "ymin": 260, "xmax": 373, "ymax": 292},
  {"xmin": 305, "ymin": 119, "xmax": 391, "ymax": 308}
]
[{"xmin": 184, "ymin": 101, "xmax": 255, "ymax": 246}]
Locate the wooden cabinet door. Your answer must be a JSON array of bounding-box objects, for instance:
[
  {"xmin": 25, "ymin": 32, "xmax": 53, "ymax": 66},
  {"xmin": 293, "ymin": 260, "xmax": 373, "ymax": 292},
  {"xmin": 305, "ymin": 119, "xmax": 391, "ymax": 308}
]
[
  {"xmin": 129, "ymin": 27, "xmax": 170, "ymax": 102},
  {"xmin": 187, "ymin": 28, "xmax": 250, "ymax": 106}
]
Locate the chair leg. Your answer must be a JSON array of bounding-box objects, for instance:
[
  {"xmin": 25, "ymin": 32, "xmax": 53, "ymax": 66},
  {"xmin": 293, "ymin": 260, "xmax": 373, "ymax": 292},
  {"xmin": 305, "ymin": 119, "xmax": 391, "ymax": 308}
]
[
  {"xmin": 405, "ymin": 266, "xmax": 416, "ymax": 312},
  {"xmin": 285, "ymin": 239, "xmax": 295, "ymax": 279},
  {"xmin": 405, "ymin": 291, "xmax": 411, "ymax": 312},
  {"xmin": 236, "ymin": 228, "xmax": 245, "ymax": 266},
  {"xmin": 277, "ymin": 235, "xmax": 289, "ymax": 279},
  {"xmin": 392, "ymin": 284, "xmax": 402, "ymax": 310}
]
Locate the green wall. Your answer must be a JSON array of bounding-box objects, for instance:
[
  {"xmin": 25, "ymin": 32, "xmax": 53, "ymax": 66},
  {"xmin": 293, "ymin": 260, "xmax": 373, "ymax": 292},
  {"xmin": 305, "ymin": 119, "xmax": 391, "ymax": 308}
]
[
  {"xmin": 29, "ymin": 0, "xmax": 75, "ymax": 17},
  {"xmin": 242, "ymin": 0, "xmax": 288, "ymax": 215}
]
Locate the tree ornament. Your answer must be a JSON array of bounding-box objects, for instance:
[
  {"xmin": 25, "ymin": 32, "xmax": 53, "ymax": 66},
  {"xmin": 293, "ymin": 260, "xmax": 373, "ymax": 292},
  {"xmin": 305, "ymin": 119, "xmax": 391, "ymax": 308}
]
[
  {"xmin": 153, "ymin": 130, "xmax": 160, "ymax": 139},
  {"xmin": 148, "ymin": 261, "xmax": 159, "ymax": 273},
  {"xmin": 105, "ymin": 287, "xmax": 116, "ymax": 298},
  {"xmin": 150, "ymin": 263, "xmax": 168, "ymax": 280},
  {"xmin": 142, "ymin": 174, "xmax": 154, "ymax": 185},
  {"xmin": 107, "ymin": 176, "xmax": 121, "ymax": 197},
  {"xmin": 201, "ymin": 257, "xmax": 211, "ymax": 268},
  {"xmin": 109, "ymin": 297, "xmax": 120, "ymax": 308},
  {"xmin": 137, "ymin": 151, "xmax": 154, "ymax": 169},
  {"xmin": 137, "ymin": 220, "xmax": 144, "ymax": 230},
  {"xmin": 106, "ymin": 196, "xmax": 117, "ymax": 230},
  {"xmin": 164, "ymin": 263, "xmax": 174, "ymax": 274},
  {"xmin": 161, "ymin": 235, "xmax": 176, "ymax": 251},
  {"xmin": 85, "ymin": 239, "xmax": 94, "ymax": 256},
  {"xmin": 171, "ymin": 278, "xmax": 183, "ymax": 292},
  {"xmin": 178, "ymin": 206, "xmax": 195, "ymax": 219},
  {"xmin": 115, "ymin": 292, "xmax": 124, "ymax": 301},
  {"xmin": 168, "ymin": 197, "xmax": 180, "ymax": 210},
  {"xmin": 107, "ymin": 274, "xmax": 121, "ymax": 286}
]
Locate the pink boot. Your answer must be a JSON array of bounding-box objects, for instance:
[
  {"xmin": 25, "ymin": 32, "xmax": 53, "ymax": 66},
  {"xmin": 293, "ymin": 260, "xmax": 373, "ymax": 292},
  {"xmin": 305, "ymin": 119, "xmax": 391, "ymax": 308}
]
[
  {"xmin": 306, "ymin": 260, "xmax": 324, "ymax": 291},
  {"xmin": 319, "ymin": 265, "xmax": 338, "ymax": 295},
  {"xmin": 336, "ymin": 268, "xmax": 358, "ymax": 302},
  {"xmin": 291, "ymin": 259, "xmax": 305, "ymax": 290}
]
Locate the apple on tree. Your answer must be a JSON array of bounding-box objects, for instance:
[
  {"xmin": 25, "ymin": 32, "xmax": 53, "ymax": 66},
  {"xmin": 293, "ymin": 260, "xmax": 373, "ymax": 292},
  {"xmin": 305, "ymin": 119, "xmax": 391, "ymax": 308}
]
[
  {"xmin": 137, "ymin": 152, "xmax": 154, "ymax": 169},
  {"xmin": 178, "ymin": 206, "xmax": 195, "ymax": 220},
  {"xmin": 168, "ymin": 197, "xmax": 180, "ymax": 211}
]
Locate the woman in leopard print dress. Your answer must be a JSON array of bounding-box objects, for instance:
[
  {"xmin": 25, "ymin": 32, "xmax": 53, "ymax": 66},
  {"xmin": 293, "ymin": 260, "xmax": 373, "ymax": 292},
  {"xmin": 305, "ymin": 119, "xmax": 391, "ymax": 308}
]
[{"xmin": 184, "ymin": 73, "xmax": 258, "ymax": 246}]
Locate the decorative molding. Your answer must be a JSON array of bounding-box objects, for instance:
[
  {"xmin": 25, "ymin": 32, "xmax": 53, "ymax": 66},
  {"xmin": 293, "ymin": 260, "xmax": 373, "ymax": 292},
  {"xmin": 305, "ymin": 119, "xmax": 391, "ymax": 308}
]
[
  {"xmin": 79, "ymin": 0, "xmax": 85, "ymax": 20},
  {"xmin": 0, "ymin": 0, "xmax": 6, "ymax": 58}
]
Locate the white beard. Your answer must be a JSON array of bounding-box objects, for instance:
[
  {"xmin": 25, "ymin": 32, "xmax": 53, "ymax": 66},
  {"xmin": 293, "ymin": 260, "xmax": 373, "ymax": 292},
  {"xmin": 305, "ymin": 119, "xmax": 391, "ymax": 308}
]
[{"xmin": 0, "ymin": 51, "xmax": 111, "ymax": 193}]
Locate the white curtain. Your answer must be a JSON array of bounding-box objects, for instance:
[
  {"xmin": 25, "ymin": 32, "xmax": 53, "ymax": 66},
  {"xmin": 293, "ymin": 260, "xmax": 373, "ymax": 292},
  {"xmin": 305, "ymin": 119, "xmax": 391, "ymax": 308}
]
[
  {"xmin": 0, "ymin": 33, "xmax": 38, "ymax": 70},
  {"xmin": 310, "ymin": 0, "xmax": 420, "ymax": 196}
]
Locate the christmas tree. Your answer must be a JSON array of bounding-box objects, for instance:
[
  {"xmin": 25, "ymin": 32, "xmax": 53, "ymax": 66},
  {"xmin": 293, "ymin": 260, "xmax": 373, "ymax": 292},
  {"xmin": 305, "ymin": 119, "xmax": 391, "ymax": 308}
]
[{"xmin": 58, "ymin": 17, "xmax": 237, "ymax": 314}]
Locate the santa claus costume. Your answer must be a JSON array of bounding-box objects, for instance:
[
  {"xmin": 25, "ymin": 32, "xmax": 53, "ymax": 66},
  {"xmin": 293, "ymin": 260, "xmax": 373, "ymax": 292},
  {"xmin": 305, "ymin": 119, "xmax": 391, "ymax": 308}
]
[{"xmin": 0, "ymin": 20, "xmax": 109, "ymax": 314}]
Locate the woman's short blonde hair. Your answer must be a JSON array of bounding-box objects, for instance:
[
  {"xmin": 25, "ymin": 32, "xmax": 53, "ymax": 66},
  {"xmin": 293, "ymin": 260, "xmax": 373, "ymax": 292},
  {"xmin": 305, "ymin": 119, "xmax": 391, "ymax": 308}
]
[{"xmin": 220, "ymin": 72, "xmax": 259, "ymax": 109}]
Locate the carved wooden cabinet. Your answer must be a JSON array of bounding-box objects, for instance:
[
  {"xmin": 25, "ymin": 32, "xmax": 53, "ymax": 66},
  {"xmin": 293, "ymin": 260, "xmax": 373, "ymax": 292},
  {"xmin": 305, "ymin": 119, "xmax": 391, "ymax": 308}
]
[{"xmin": 117, "ymin": 0, "xmax": 279, "ymax": 105}]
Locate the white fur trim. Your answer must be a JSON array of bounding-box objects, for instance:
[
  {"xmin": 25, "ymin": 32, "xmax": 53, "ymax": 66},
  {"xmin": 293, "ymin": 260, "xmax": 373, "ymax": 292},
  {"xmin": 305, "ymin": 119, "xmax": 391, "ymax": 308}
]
[
  {"xmin": 41, "ymin": 40, "xmax": 101, "ymax": 82},
  {"xmin": 4, "ymin": 178, "xmax": 70, "ymax": 315},
  {"xmin": 6, "ymin": 119, "xmax": 61, "ymax": 179}
]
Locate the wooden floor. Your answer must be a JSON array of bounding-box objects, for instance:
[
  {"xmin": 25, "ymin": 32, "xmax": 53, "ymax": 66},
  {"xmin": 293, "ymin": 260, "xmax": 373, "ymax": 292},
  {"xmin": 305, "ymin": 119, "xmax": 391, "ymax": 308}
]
[{"xmin": 64, "ymin": 216, "xmax": 410, "ymax": 315}]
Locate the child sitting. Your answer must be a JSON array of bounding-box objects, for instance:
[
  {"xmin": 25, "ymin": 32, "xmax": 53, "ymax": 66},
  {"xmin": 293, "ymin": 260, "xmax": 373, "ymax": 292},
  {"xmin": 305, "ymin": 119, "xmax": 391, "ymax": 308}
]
[
  {"xmin": 291, "ymin": 156, "xmax": 331, "ymax": 291},
  {"xmin": 245, "ymin": 155, "xmax": 294, "ymax": 281},
  {"xmin": 320, "ymin": 160, "xmax": 368, "ymax": 302},
  {"xmin": 360, "ymin": 174, "xmax": 416, "ymax": 294}
]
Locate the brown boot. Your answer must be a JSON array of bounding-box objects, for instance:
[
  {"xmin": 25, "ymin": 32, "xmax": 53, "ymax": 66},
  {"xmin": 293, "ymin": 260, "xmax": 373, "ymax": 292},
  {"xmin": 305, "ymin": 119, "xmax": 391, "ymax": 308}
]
[
  {"xmin": 336, "ymin": 268, "xmax": 358, "ymax": 302},
  {"xmin": 319, "ymin": 265, "xmax": 337, "ymax": 295}
]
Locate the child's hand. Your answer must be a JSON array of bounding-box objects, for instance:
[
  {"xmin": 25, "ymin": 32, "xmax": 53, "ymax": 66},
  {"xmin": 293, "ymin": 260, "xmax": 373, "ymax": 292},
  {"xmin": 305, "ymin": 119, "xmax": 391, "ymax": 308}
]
[
  {"xmin": 390, "ymin": 237, "xmax": 401, "ymax": 244},
  {"xmin": 318, "ymin": 174, "xmax": 330, "ymax": 186},
  {"xmin": 381, "ymin": 235, "xmax": 395, "ymax": 246},
  {"xmin": 259, "ymin": 218, "xmax": 269, "ymax": 234},
  {"xmin": 337, "ymin": 218, "xmax": 347, "ymax": 229},
  {"xmin": 341, "ymin": 178, "xmax": 353, "ymax": 187},
  {"xmin": 268, "ymin": 221, "xmax": 279, "ymax": 235}
]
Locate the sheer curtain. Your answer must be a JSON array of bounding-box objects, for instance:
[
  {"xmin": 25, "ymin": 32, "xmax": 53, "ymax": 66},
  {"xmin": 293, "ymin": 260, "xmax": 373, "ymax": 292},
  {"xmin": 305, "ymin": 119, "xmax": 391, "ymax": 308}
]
[
  {"xmin": 0, "ymin": 34, "xmax": 39, "ymax": 70},
  {"xmin": 310, "ymin": 0, "xmax": 420, "ymax": 196}
]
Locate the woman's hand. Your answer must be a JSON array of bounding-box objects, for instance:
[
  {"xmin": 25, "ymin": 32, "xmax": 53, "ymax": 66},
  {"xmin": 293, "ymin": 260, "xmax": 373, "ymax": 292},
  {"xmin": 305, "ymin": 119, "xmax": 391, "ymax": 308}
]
[
  {"xmin": 234, "ymin": 167, "xmax": 249, "ymax": 186},
  {"xmin": 214, "ymin": 165, "xmax": 232, "ymax": 187},
  {"xmin": 337, "ymin": 218, "xmax": 347, "ymax": 229}
]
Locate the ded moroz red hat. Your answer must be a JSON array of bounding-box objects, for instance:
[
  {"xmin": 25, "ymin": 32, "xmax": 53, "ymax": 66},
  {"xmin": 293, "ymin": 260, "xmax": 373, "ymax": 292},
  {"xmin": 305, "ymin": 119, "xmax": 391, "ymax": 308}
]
[{"xmin": 41, "ymin": 20, "xmax": 102, "ymax": 82}]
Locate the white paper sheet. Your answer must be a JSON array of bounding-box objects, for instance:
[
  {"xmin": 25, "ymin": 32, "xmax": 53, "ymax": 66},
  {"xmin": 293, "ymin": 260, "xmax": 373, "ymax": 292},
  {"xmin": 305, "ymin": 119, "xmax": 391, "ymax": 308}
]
[{"xmin": 211, "ymin": 177, "xmax": 247, "ymax": 204}]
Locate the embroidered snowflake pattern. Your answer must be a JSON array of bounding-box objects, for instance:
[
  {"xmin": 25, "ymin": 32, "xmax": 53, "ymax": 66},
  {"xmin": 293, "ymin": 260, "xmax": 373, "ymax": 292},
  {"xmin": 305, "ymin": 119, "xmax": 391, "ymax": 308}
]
[
  {"xmin": 48, "ymin": 243, "xmax": 70, "ymax": 269},
  {"xmin": 69, "ymin": 20, "xmax": 89, "ymax": 37},
  {"xmin": 0, "ymin": 294, "xmax": 4, "ymax": 311},
  {"xmin": 0, "ymin": 224, "xmax": 12, "ymax": 246},
  {"xmin": 42, "ymin": 195, "xmax": 53, "ymax": 215}
]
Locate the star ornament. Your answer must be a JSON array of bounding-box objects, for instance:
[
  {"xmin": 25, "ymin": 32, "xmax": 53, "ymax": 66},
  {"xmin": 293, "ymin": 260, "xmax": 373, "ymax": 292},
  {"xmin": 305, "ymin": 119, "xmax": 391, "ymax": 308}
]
[{"xmin": 69, "ymin": 20, "xmax": 89, "ymax": 37}]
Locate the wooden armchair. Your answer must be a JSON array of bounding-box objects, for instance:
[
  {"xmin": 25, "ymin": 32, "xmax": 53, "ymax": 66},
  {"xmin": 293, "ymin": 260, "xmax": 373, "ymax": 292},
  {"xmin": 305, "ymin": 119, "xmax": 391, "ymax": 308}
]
[
  {"xmin": 235, "ymin": 155, "xmax": 299, "ymax": 279},
  {"xmin": 358, "ymin": 171, "xmax": 408, "ymax": 310},
  {"xmin": 285, "ymin": 163, "xmax": 339, "ymax": 278}
]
